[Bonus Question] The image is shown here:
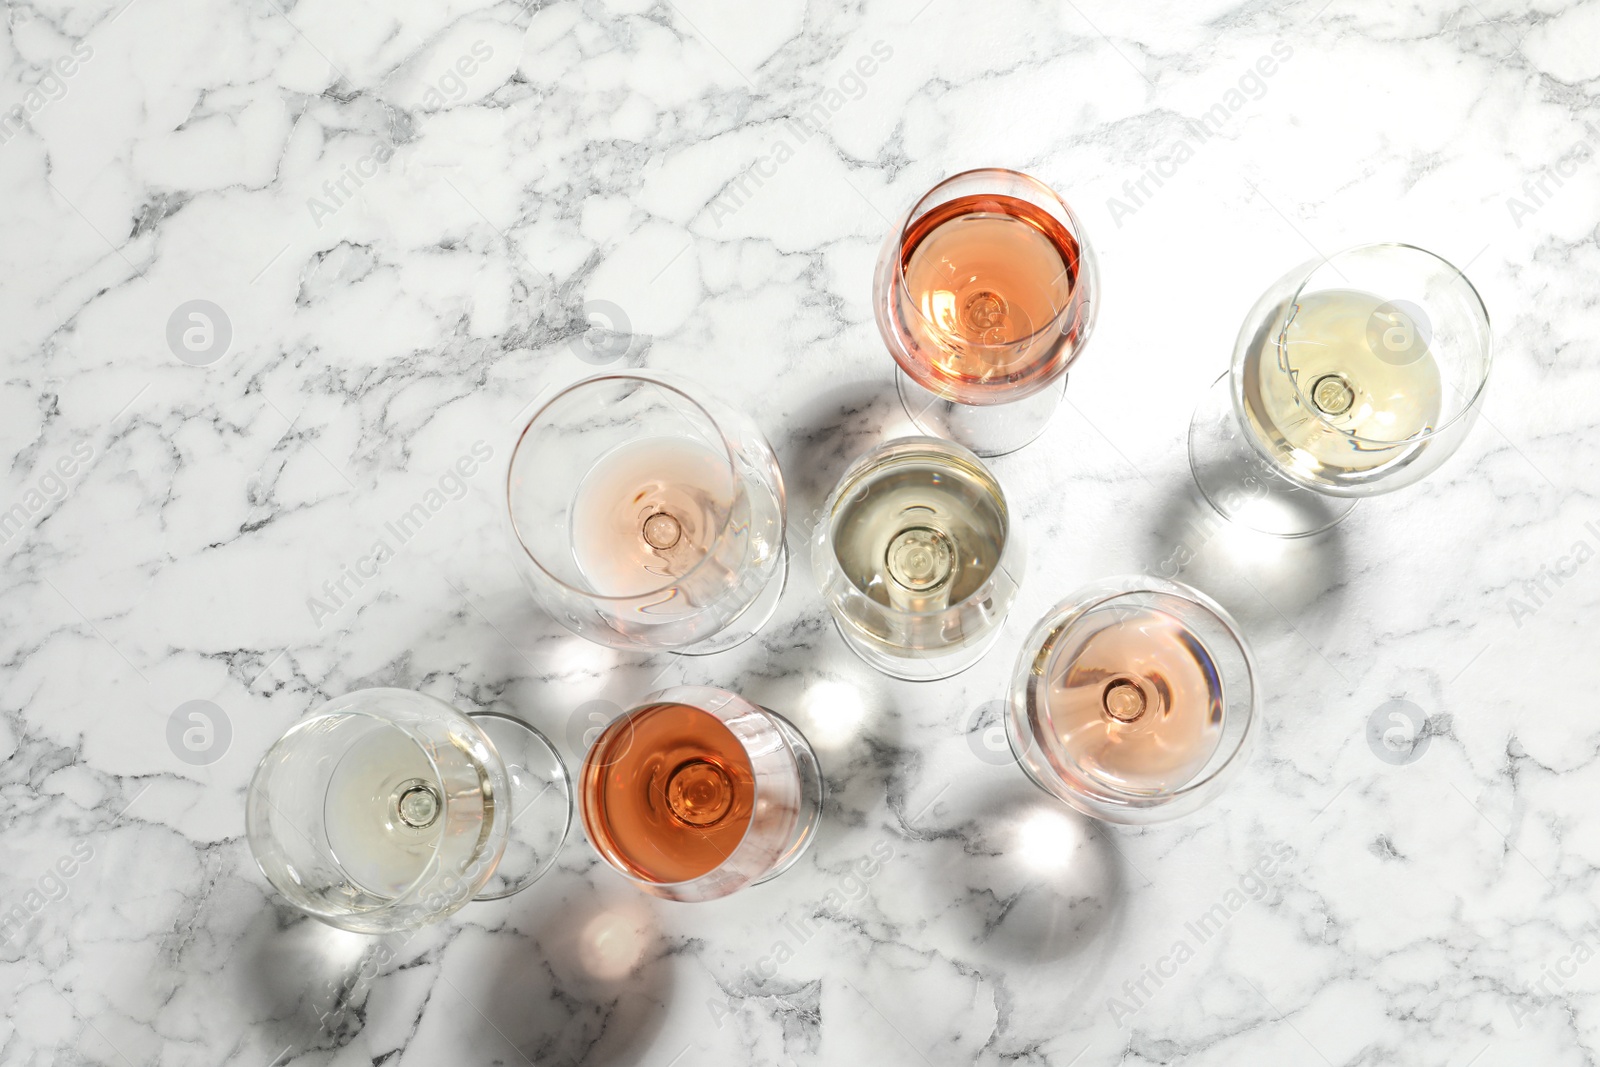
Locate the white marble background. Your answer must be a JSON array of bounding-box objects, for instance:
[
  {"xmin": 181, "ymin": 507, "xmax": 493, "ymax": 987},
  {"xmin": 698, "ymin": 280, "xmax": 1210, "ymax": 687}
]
[{"xmin": 0, "ymin": 0, "xmax": 1596, "ymax": 1061}]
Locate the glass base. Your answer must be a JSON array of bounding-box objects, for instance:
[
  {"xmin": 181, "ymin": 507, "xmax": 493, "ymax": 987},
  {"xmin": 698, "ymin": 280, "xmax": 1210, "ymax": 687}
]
[
  {"xmin": 675, "ymin": 546, "xmax": 789, "ymax": 656},
  {"xmin": 1187, "ymin": 372, "xmax": 1356, "ymax": 538},
  {"xmin": 830, "ymin": 614, "xmax": 1007, "ymax": 682},
  {"xmin": 753, "ymin": 710, "xmax": 824, "ymax": 885},
  {"xmin": 469, "ymin": 713, "xmax": 572, "ymax": 900},
  {"xmin": 895, "ymin": 367, "xmax": 1066, "ymax": 458}
]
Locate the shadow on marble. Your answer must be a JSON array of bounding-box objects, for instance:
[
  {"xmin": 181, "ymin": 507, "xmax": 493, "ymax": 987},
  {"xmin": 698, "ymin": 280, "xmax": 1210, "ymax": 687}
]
[
  {"xmin": 954, "ymin": 776, "xmax": 1126, "ymax": 968},
  {"xmin": 774, "ymin": 375, "xmax": 915, "ymax": 518},
  {"xmin": 473, "ymin": 879, "xmax": 674, "ymax": 1066},
  {"xmin": 234, "ymin": 877, "xmax": 672, "ymax": 1066},
  {"xmin": 234, "ymin": 905, "xmax": 421, "ymax": 1059},
  {"xmin": 1137, "ymin": 471, "xmax": 1350, "ymax": 632}
]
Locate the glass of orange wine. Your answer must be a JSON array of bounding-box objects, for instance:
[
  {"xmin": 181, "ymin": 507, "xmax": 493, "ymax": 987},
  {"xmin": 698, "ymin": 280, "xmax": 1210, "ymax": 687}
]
[
  {"xmin": 579, "ymin": 685, "xmax": 823, "ymax": 902},
  {"xmin": 875, "ymin": 168, "xmax": 1098, "ymax": 457}
]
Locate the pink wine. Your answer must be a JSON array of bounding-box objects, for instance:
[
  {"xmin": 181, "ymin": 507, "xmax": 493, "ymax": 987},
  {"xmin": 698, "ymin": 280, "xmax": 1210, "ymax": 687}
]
[
  {"xmin": 890, "ymin": 193, "xmax": 1084, "ymax": 401},
  {"xmin": 568, "ymin": 437, "xmax": 733, "ymax": 597},
  {"xmin": 1026, "ymin": 604, "xmax": 1225, "ymax": 794},
  {"xmin": 580, "ymin": 702, "xmax": 755, "ymax": 884}
]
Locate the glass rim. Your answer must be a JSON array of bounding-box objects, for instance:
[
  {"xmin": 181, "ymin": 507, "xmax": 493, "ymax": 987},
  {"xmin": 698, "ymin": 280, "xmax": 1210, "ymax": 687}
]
[
  {"xmin": 818, "ymin": 435, "xmax": 1016, "ymax": 622},
  {"xmin": 246, "ymin": 689, "xmax": 472, "ymax": 916},
  {"xmin": 1013, "ymin": 574, "xmax": 1258, "ymax": 805},
  {"xmin": 1277, "ymin": 241, "xmax": 1494, "ymax": 446},
  {"xmin": 578, "ymin": 686, "xmax": 782, "ymax": 894},
  {"xmin": 505, "ymin": 372, "xmax": 746, "ymax": 602},
  {"xmin": 468, "ymin": 709, "xmax": 574, "ymax": 900},
  {"xmin": 893, "ymin": 167, "xmax": 1090, "ymax": 350}
]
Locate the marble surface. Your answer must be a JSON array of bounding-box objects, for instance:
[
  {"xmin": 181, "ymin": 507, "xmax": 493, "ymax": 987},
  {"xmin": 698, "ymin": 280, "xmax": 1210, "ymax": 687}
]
[{"xmin": 0, "ymin": 0, "xmax": 1596, "ymax": 1062}]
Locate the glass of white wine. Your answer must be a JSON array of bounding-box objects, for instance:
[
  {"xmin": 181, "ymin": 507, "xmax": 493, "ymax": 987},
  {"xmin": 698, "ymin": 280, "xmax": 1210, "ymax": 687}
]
[
  {"xmin": 1188, "ymin": 243, "xmax": 1492, "ymax": 537},
  {"xmin": 246, "ymin": 689, "xmax": 571, "ymax": 933},
  {"xmin": 813, "ymin": 436, "xmax": 1024, "ymax": 681},
  {"xmin": 1006, "ymin": 575, "xmax": 1257, "ymax": 824},
  {"xmin": 508, "ymin": 372, "xmax": 787, "ymax": 653}
]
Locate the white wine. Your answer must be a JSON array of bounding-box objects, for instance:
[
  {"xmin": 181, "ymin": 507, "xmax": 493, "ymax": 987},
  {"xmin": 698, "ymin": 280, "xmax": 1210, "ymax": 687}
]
[
  {"xmin": 322, "ymin": 721, "xmax": 495, "ymax": 902},
  {"xmin": 1025, "ymin": 603, "xmax": 1224, "ymax": 795},
  {"xmin": 1242, "ymin": 288, "xmax": 1442, "ymax": 481},
  {"xmin": 569, "ymin": 437, "xmax": 735, "ymax": 597},
  {"xmin": 829, "ymin": 443, "xmax": 1007, "ymax": 617}
]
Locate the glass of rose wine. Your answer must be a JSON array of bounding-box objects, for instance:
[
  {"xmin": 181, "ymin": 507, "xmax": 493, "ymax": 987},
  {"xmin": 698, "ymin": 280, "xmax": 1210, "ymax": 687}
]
[
  {"xmin": 246, "ymin": 689, "xmax": 572, "ymax": 933},
  {"xmin": 508, "ymin": 372, "xmax": 787, "ymax": 653},
  {"xmin": 874, "ymin": 168, "xmax": 1098, "ymax": 457},
  {"xmin": 579, "ymin": 685, "xmax": 823, "ymax": 902},
  {"xmin": 1188, "ymin": 243, "xmax": 1492, "ymax": 537},
  {"xmin": 1006, "ymin": 576, "xmax": 1256, "ymax": 824},
  {"xmin": 813, "ymin": 436, "xmax": 1024, "ymax": 681}
]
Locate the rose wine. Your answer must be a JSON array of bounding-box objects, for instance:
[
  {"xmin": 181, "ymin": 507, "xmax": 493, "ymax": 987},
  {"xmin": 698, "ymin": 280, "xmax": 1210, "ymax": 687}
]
[
  {"xmin": 1242, "ymin": 288, "xmax": 1443, "ymax": 480},
  {"xmin": 828, "ymin": 441, "xmax": 1007, "ymax": 618},
  {"xmin": 891, "ymin": 193, "xmax": 1083, "ymax": 399},
  {"xmin": 569, "ymin": 437, "xmax": 734, "ymax": 596},
  {"xmin": 1024, "ymin": 603, "xmax": 1225, "ymax": 795},
  {"xmin": 580, "ymin": 702, "xmax": 755, "ymax": 885}
]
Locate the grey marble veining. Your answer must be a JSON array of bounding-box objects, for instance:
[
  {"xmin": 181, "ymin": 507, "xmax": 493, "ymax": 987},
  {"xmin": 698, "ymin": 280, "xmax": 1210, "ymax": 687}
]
[{"xmin": 0, "ymin": 0, "xmax": 1596, "ymax": 1063}]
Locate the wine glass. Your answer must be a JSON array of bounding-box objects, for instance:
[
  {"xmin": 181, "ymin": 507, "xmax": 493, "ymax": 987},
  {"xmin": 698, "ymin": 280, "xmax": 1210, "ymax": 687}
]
[
  {"xmin": 813, "ymin": 436, "xmax": 1024, "ymax": 681},
  {"xmin": 874, "ymin": 168, "xmax": 1098, "ymax": 457},
  {"xmin": 1006, "ymin": 576, "xmax": 1256, "ymax": 824},
  {"xmin": 507, "ymin": 372, "xmax": 787, "ymax": 653},
  {"xmin": 579, "ymin": 685, "xmax": 823, "ymax": 902},
  {"xmin": 246, "ymin": 689, "xmax": 571, "ymax": 933},
  {"xmin": 1188, "ymin": 243, "xmax": 1492, "ymax": 537}
]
